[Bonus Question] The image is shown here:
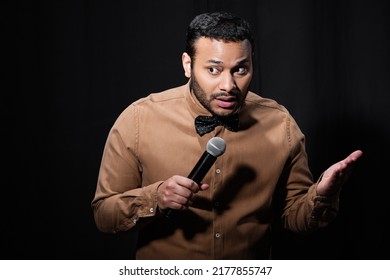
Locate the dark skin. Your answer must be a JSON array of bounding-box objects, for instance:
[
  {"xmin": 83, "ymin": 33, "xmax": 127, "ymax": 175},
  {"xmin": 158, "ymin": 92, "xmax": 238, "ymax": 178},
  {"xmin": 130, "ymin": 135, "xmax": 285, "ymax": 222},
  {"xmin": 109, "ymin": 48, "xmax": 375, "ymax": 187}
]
[{"xmin": 157, "ymin": 37, "xmax": 363, "ymax": 211}]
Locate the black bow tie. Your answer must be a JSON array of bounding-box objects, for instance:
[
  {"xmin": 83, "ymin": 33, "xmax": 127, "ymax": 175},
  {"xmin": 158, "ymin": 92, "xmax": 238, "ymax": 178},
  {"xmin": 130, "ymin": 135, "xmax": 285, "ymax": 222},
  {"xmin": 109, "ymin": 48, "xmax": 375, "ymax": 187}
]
[{"xmin": 195, "ymin": 114, "xmax": 240, "ymax": 136}]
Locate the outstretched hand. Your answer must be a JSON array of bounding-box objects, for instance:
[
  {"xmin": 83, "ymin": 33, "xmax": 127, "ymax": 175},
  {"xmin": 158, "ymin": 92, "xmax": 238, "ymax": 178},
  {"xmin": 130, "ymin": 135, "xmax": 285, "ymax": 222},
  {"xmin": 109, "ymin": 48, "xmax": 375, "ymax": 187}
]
[{"xmin": 316, "ymin": 150, "xmax": 363, "ymax": 196}]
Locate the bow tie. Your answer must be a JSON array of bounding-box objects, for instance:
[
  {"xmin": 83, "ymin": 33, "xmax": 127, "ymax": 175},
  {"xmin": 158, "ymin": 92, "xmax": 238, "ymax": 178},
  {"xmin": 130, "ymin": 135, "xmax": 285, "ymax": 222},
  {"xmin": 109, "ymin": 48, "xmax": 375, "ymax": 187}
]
[{"xmin": 195, "ymin": 114, "xmax": 240, "ymax": 136}]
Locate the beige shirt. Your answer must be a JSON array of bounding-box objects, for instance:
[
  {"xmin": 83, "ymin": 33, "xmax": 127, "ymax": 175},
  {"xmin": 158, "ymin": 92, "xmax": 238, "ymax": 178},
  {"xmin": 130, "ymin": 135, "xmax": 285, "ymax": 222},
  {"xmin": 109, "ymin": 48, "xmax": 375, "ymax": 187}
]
[{"xmin": 91, "ymin": 82, "xmax": 339, "ymax": 259}]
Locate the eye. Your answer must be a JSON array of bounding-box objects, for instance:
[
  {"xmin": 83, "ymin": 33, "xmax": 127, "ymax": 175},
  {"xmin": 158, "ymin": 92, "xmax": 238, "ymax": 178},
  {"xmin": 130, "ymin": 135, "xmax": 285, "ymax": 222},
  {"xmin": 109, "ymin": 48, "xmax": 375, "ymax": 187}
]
[
  {"xmin": 208, "ymin": 67, "xmax": 220, "ymax": 75},
  {"xmin": 236, "ymin": 67, "xmax": 248, "ymax": 75}
]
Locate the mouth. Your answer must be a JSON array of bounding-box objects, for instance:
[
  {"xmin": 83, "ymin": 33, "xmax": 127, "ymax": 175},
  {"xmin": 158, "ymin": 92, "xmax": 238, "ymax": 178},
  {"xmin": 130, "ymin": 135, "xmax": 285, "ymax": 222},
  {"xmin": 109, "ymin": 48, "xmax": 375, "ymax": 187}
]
[{"xmin": 215, "ymin": 95, "xmax": 238, "ymax": 109}]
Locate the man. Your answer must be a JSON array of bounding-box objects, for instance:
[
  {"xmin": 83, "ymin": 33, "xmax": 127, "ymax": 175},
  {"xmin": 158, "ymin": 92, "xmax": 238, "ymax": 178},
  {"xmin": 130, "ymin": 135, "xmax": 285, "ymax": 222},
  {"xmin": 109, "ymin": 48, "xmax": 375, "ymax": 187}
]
[{"xmin": 91, "ymin": 11, "xmax": 362, "ymax": 259}]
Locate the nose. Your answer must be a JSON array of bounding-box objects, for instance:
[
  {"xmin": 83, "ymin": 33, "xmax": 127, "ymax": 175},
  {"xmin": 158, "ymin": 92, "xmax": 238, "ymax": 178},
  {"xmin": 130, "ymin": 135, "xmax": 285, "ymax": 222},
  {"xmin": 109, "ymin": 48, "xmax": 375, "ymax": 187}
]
[{"xmin": 219, "ymin": 72, "xmax": 236, "ymax": 93}]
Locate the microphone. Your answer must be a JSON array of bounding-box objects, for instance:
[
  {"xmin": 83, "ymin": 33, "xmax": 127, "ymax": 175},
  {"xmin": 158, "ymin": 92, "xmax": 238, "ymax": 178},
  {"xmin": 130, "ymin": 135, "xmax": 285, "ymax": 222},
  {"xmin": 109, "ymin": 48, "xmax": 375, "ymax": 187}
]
[{"xmin": 164, "ymin": 137, "xmax": 226, "ymax": 218}]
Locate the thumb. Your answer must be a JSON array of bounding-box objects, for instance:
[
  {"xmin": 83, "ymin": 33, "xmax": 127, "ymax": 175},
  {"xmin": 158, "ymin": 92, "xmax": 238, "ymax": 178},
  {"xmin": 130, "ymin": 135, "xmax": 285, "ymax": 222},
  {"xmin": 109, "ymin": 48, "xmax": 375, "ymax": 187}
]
[{"xmin": 199, "ymin": 183, "xmax": 209, "ymax": 191}]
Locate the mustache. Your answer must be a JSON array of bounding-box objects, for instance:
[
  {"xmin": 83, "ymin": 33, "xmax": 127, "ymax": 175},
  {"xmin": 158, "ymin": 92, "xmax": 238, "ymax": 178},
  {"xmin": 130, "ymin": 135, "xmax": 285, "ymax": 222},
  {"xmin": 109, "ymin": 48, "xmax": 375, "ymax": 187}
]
[{"xmin": 211, "ymin": 91, "xmax": 240, "ymax": 99}]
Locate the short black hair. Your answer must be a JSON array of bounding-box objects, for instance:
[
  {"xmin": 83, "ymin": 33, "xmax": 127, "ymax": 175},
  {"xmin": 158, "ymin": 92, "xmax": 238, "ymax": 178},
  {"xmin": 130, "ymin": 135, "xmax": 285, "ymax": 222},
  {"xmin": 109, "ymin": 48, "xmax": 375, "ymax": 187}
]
[{"xmin": 185, "ymin": 11, "xmax": 254, "ymax": 60}]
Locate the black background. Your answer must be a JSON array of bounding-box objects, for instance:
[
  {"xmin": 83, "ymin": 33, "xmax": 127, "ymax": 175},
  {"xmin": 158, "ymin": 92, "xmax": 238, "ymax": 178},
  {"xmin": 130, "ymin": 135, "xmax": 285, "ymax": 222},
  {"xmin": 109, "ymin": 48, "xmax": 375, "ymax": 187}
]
[{"xmin": 2, "ymin": 0, "xmax": 389, "ymax": 259}]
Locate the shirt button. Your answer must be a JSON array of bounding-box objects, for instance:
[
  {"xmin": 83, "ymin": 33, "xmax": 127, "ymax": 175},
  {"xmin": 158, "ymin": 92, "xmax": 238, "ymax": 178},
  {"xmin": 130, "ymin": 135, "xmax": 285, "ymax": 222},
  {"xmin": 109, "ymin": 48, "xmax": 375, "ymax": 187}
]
[
  {"xmin": 216, "ymin": 168, "xmax": 221, "ymax": 174},
  {"xmin": 215, "ymin": 232, "xmax": 221, "ymax": 238},
  {"xmin": 214, "ymin": 201, "xmax": 220, "ymax": 207}
]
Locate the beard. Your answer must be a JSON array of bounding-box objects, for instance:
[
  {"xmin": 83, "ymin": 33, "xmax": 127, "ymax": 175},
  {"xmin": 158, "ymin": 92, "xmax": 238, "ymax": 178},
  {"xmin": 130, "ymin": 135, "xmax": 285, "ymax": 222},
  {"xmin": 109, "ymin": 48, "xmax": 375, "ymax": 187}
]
[{"xmin": 190, "ymin": 74, "xmax": 244, "ymax": 117}]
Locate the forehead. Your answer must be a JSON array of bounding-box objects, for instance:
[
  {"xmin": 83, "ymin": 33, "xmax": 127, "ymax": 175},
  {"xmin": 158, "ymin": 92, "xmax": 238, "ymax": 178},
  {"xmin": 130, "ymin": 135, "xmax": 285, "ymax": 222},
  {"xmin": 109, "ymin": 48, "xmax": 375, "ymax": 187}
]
[{"xmin": 193, "ymin": 37, "xmax": 253, "ymax": 64}]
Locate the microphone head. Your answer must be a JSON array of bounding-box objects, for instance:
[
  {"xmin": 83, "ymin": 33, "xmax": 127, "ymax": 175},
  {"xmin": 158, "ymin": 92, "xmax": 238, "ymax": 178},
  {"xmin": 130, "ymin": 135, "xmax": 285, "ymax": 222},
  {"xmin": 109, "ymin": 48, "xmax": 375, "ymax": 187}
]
[{"xmin": 207, "ymin": 137, "xmax": 226, "ymax": 157}]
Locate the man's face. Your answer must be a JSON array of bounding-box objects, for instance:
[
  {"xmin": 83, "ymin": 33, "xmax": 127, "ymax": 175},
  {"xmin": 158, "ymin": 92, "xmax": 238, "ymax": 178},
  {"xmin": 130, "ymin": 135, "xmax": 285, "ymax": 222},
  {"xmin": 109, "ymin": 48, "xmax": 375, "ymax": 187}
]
[{"xmin": 183, "ymin": 37, "xmax": 253, "ymax": 117}]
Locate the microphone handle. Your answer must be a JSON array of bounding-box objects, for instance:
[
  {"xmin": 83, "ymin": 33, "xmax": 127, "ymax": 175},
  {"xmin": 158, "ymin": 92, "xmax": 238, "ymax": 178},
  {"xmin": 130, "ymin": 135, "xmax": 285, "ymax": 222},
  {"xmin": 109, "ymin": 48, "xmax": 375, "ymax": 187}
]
[
  {"xmin": 164, "ymin": 152, "xmax": 217, "ymax": 218},
  {"xmin": 188, "ymin": 151, "xmax": 217, "ymax": 185}
]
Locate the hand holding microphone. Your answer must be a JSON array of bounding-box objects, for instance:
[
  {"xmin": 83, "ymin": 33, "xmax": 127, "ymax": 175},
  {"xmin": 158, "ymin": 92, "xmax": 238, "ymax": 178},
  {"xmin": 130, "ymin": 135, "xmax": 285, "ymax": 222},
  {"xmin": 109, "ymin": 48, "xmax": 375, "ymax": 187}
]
[{"xmin": 157, "ymin": 137, "xmax": 226, "ymax": 218}]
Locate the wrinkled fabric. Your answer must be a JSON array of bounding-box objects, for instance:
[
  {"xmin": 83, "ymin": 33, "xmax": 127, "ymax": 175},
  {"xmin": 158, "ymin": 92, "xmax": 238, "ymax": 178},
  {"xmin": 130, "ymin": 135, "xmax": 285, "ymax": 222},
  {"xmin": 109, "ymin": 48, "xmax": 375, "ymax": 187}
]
[{"xmin": 91, "ymin": 82, "xmax": 339, "ymax": 259}]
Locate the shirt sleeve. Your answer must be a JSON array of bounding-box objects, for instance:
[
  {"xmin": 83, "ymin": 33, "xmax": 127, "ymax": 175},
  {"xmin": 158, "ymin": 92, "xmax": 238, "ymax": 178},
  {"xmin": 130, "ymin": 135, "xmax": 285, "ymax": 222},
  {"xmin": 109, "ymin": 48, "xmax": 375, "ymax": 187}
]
[
  {"xmin": 91, "ymin": 104, "xmax": 162, "ymax": 233},
  {"xmin": 279, "ymin": 115, "xmax": 340, "ymax": 233}
]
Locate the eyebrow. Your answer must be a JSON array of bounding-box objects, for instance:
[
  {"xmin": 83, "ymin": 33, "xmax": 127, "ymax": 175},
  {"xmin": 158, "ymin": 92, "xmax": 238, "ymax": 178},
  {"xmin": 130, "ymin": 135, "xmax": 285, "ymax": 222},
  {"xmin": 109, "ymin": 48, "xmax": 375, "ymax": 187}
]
[
  {"xmin": 205, "ymin": 58, "xmax": 250, "ymax": 66},
  {"xmin": 206, "ymin": 59, "xmax": 223, "ymax": 64}
]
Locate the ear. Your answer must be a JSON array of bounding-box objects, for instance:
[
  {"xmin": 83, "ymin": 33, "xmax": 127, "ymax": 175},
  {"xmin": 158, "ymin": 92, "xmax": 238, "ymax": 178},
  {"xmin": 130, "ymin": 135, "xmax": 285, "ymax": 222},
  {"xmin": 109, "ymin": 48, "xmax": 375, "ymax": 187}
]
[{"xmin": 182, "ymin": 52, "xmax": 192, "ymax": 78}]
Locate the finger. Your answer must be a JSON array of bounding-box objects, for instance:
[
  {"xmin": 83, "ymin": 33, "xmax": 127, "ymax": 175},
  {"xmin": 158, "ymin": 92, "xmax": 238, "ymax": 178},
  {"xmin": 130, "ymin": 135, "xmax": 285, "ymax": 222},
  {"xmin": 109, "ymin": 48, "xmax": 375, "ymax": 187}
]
[
  {"xmin": 157, "ymin": 179, "xmax": 189, "ymax": 209},
  {"xmin": 168, "ymin": 186, "xmax": 195, "ymax": 208},
  {"xmin": 173, "ymin": 187, "xmax": 194, "ymax": 201},
  {"xmin": 334, "ymin": 156, "xmax": 360, "ymax": 186},
  {"xmin": 172, "ymin": 175, "xmax": 200, "ymax": 192},
  {"xmin": 345, "ymin": 150, "xmax": 363, "ymax": 164},
  {"xmin": 199, "ymin": 183, "xmax": 210, "ymax": 191},
  {"xmin": 339, "ymin": 150, "xmax": 363, "ymax": 174},
  {"xmin": 170, "ymin": 190, "xmax": 196, "ymax": 209},
  {"xmin": 168, "ymin": 201, "xmax": 189, "ymax": 211},
  {"xmin": 351, "ymin": 149, "xmax": 363, "ymax": 159},
  {"xmin": 172, "ymin": 194, "xmax": 192, "ymax": 207}
]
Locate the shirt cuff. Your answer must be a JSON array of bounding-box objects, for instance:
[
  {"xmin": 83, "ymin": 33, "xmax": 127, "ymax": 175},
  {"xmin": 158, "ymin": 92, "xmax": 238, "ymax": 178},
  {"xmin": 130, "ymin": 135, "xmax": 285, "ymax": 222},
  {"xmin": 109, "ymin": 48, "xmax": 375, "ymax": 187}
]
[
  {"xmin": 308, "ymin": 179, "xmax": 340, "ymax": 228},
  {"xmin": 136, "ymin": 181, "xmax": 163, "ymax": 218},
  {"xmin": 115, "ymin": 181, "xmax": 164, "ymax": 232}
]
